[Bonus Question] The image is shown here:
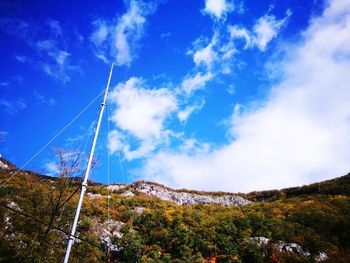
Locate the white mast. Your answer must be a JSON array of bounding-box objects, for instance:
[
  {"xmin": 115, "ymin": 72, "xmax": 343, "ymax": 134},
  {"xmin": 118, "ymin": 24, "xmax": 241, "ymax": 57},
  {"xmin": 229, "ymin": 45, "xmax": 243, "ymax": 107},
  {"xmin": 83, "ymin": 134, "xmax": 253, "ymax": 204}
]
[{"xmin": 63, "ymin": 62, "xmax": 114, "ymax": 263}]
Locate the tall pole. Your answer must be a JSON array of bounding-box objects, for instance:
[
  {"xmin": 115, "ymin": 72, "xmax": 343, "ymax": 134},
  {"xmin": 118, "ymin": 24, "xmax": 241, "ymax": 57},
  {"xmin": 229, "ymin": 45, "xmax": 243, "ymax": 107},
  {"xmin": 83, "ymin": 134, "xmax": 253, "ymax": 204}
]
[{"xmin": 63, "ymin": 62, "xmax": 114, "ymax": 263}]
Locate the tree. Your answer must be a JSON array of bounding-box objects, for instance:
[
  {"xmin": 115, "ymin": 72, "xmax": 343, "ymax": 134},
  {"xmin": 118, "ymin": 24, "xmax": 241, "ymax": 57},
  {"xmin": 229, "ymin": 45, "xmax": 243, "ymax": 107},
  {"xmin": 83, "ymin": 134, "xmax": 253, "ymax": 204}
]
[{"xmin": 0, "ymin": 148, "xmax": 101, "ymax": 262}]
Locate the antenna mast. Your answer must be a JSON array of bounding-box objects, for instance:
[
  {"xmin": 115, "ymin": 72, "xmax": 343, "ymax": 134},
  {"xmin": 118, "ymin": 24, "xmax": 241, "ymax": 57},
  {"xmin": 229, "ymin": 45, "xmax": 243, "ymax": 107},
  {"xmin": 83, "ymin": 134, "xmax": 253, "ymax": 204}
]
[{"xmin": 63, "ymin": 62, "xmax": 114, "ymax": 263}]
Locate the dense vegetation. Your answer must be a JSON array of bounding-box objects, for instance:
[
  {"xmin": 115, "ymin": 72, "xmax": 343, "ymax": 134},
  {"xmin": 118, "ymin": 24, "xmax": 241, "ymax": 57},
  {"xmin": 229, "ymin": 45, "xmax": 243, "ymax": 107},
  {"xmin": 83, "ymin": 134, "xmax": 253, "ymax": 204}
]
[{"xmin": 1, "ymin": 156, "xmax": 350, "ymax": 262}]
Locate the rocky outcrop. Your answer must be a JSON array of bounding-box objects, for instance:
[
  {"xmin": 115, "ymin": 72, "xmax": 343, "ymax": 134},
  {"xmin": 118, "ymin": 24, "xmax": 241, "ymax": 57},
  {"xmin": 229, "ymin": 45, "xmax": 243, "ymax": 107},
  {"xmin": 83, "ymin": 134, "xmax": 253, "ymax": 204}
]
[
  {"xmin": 91, "ymin": 219, "xmax": 125, "ymax": 252},
  {"xmin": 106, "ymin": 184, "xmax": 127, "ymax": 192},
  {"xmin": 131, "ymin": 181, "xmax": 252, "ymax": 206},
  {"xmin": 0, "ymin": 159, "xmax": 10, "ymax": 169},
  {"xmin": 251, "ymin": 236, "xmax": 328, "ymax": 261},
  {"xmin": 120, "ymin": 190, "xmax": 134, "ymax": 197}
]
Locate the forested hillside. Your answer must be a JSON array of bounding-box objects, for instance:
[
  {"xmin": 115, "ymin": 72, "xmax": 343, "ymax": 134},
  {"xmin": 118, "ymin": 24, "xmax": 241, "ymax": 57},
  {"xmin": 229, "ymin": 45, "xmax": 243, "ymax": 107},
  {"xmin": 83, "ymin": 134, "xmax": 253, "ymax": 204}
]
[{"xmin": 1, "ymin": 156, "xmax": 349, "ymax": 262}]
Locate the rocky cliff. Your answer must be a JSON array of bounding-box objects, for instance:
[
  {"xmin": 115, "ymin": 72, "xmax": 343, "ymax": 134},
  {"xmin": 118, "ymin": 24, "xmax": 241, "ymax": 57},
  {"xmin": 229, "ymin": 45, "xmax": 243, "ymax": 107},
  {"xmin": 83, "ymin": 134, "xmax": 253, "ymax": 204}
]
[{"xmin": 106, "ymin": 181, "xmax": 252, "ymax": 206}]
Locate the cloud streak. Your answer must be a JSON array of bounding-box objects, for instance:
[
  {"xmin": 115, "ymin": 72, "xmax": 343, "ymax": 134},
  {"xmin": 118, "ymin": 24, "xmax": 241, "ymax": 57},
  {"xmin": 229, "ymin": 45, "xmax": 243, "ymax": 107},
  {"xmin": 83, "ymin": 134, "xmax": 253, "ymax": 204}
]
[{"xmin": 90, "ymin": 0, "xmax": 159, "ymax": 66}]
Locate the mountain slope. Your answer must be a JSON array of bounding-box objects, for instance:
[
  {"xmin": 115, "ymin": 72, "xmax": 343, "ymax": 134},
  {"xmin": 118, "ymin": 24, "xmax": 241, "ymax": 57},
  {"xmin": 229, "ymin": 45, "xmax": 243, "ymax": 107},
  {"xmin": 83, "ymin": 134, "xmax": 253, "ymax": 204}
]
[{"xmin": 0, "ymin": 157, "xmax": 350, "ymax": 262}]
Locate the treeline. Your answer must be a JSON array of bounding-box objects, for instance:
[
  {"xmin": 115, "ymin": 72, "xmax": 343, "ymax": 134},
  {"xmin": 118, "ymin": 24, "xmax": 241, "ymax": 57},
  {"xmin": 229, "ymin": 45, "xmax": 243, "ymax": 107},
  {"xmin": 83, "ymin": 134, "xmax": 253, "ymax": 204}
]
[{"xmin": 245, "ymin": 173, "xmax": 350, "ymax": 202}]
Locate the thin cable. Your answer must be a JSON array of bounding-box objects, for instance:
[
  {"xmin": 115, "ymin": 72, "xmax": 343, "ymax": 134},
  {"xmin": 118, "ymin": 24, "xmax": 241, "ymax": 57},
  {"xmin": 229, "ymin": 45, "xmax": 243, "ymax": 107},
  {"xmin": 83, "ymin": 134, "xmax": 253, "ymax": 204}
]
[
  {"xmin": 82, "ymin": 120, "xmax": 96, "ymax": 156},
  {"xmin": 63, "ymin": 122, "xmax": 96, "ymax": 194},
  {"xmin": 118, "ymin": 153, "xmax": 125, "ymax": 187},
  {"xmin": 0, "ymin": 90, "xmax": 105, "ymax": 189},
  {"xmin": 117, "ymin": 151, "xmax": 132, "ymax": 224},
  {"xmin": 107, "ymin": 104, "xmax": 111, "ymax": 222},
  {"xmin": 72, "ymin": 119, "xmax": 96, "ymax": 189},
  {"xmin": 107, "ymin": 102, "xmax": 111, "ymax": 262},
  {"xmin": 0, "ymin": 202, "xmax": 100, "ymax": 249}
]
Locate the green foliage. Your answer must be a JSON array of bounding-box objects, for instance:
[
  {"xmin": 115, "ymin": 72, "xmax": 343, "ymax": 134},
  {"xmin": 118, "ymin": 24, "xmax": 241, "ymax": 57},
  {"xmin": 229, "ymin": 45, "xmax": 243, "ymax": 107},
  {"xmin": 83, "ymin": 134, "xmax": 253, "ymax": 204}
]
[
  {"xmin": 112, "ymin": 225, "xmax": 143, "ymax": 263},
  {"xmin": 1, "ymin": 157, "xmax": 350, "ymax": 262}
]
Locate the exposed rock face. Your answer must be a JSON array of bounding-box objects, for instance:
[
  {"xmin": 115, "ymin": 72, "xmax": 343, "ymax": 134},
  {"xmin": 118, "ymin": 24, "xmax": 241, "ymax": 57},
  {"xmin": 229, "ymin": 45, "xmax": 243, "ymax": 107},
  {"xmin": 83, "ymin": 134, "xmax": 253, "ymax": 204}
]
[
  {"xmin": 131, "ymin": 181, "xmax": 252, "ymax": 206},
  {"xmin": 87, "ymin": 193, "xmax": 103, "ymax": 199},
  {"xmin": 87, "ymin": 193, "xmax": 111, "ymax": 199},
  {"xmin": 120, "ymin": 190, "xmax": 134, "ymax": 197},
  {"xmin": 0, "ymin": 159, "xmax": 9, "ymax": 169},
  {"xmin": 251, "ymin": 236, "xmax": 328, "ymax": 261},
  {"xmin": 106, "ymin": 184, "xmax": 127, "ymax": 192},
  {"xmin": 91, "ymin": 219, "xmax": 125, "ymax": 252},
  {"xmin": 134, "ymin": 207, "xmax": 145, "ymax": 215}
]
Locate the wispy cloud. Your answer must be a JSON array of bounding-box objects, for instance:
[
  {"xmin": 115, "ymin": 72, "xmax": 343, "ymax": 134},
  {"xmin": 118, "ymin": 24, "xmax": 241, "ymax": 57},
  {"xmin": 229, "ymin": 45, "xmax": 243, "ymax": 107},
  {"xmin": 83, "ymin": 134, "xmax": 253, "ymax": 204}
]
[
  {"xmin": 192, "ymin": 35, "xmax": 218, "ymax": 68},
  {"xmin": 0, "ymin": 130, "xmax": 9, "ymax": 145},
  {"xmin": 186, "ymin": 9, "xmax": 290, "ymax": 85},
  {"xmin": 0, "ymin": 17, "xmax": 31, "ymax": 38},
  {"xmin": 160, "ymin": 32, "xmax": 171, "ymax": 40},
  {"xmin": 0, "ymin": 100, "xmax": 16, "ymax": 114},
  {"xmin": 177, "ymin": 100, "xmax": 205, "ymax": 123},
  {"xmin": 47, "ymin": 19, "xmax": 63, "ymax": 37},
  {"xmin": 252, "ymin": 11, "xmax": 291, "ymax": 51},
  {"xmin": 180, "ymin": 72, "xmax": 213, "ymax": 96},
  {"xmin": 15, "ymin": 55, "xmax": 28, "ymax": 63},
  {"xmin": 0, "ymin": 17, "xmax": 80, "ymax": 83},
  {"xmin": 33, "ymin": 90, "xmax": 56, "ymax": 106},
  {"xmin": 0, "ymin": 81, "xmax": 10, "ymax": 87},
  {"xmin": 90, "ymin": 0, "xmax": 160, "ymax": 66},
  {"xmin": 33, "ymin": 22, "xmax": 78, "ymax": 83},
  {"xmin": 0, "ymin": 98, "xmax": 26, "ymax": 115},
  {"xmin": 90, "ymin": 19, "xmax": 109, "ymax": 46},
  {"xmin": 227, "ymin": 11, "xmax": 291, "ymax": 52},
  {"xmin": 43, "ymin": 161, "xmax": 60, "ymax": 176}
]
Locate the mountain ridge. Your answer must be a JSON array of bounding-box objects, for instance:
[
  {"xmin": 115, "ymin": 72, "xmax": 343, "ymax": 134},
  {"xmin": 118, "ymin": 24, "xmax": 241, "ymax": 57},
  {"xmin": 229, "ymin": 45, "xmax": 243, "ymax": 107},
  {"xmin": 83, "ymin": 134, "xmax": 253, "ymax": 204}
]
[{"xmin": 2, "ymin": 156, "xmax": 349, "ymax": 198}]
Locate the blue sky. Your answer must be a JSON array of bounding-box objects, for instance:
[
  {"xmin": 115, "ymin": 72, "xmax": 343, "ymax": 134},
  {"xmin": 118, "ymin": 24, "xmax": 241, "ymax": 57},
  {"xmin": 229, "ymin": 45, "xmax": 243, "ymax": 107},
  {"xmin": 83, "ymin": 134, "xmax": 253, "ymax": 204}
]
[{"xmin": 1, "ymin": 0, "xmax": 350, "ymax": 192}]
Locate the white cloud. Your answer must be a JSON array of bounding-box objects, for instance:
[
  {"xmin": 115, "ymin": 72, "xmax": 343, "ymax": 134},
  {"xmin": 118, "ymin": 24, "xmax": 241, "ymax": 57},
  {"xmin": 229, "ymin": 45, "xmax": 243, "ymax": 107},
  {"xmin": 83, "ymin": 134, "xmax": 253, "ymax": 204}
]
[
  {"xmin": 228, "ymin": 25, "xmax": 251, "ymax": 49},
  {"xmin": 189, "ymin": 31, "xmax": 235, "ymax": 75},
  {"xmin": 108, "ymin": 129, "xmax": 124, "ymax": 154},
  {"xmin": 90, "ymin": 0, "xmax": 158, "ymax": 66},
  {"xmin": 226, "ymin": 11, "xmax": 291, "ymax": 53},
  {"xmin": 36, "ymin": 39, "xmax": 55, "ymax": 52},
  {"xmin": 203, "ymin": 0, "xmax": 234, "ymax": 19},
  {"xmin": 114, "ymin": 0, "xmax": 148, "ymax": 65},
  {"xmin": 90, "ymin": 20, "xmax": 109, "ymax": 46},
  {"xmin": 36, "ymin": 40, "xmax": 71, "ymax": 66},
  {"xmin": 109, "ymin": 77, "xmax": 177, "ymax": 159},
  {"xmin": 179, "ymin": 138, "xmax": 211, "ymax": 154},
  {"xmin": 55, "ymin": 51, "xmax": 70, "ymax": 65},
  {"xmin": 252, "ymin": 12, "xmax": 290, "ymax": 51},
  {"xmin": 140, "ymin": 0, "xmax": 350, "ymax": 192},
  {"xmin": 226, "ymin": 84, "xmax": 236, "ymax": 95},
  {"xmin": 180, "ymin": 72, "xmax": 213, "ymax": 95},
  {"xmin": 189, "ymin": 11, "xmax": 289, "ymax": 77},
  {"xmin": 160, "ymin": 32, "xmax": 171, "ymax": 40},
  {"xmin": 193, "ymin": 36, "xmax": 217, "ymax": 68},
  {"xmin": 94, "ymin": 52, "xmax": 109, "ymax": 64},
  {"xmin": 44, "ymin": 161, "xmax": 59, "ymax": 176},
  {"xmin": 177, "ymin": 100, "xmax": 205, "ymax": 123}
]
